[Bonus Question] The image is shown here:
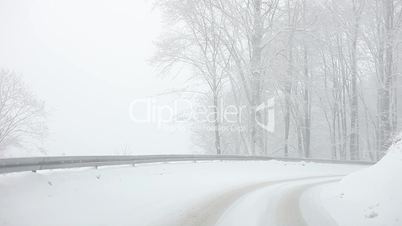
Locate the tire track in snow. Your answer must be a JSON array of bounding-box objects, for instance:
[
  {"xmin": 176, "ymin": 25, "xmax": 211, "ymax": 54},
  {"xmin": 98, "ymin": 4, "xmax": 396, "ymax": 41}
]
[
  {"xmin": 166, "ymin": 175, "xmax": 342, "ymax": 226},
  {"xmin": 275, "ymin": 179, "xmax": 340, "ymax": 226}
]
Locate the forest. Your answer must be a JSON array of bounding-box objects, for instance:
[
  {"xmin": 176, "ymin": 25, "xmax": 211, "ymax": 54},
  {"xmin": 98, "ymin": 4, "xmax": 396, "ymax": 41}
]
[{"xmin": 154, "ymin": 0, "xmax": 402, "ymax": 161}]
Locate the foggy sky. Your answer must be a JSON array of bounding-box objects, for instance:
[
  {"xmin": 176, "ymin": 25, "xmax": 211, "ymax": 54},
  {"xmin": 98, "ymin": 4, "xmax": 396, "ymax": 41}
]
[{"xmin": 0, "ymin": 0, "xmax": 196, "ymax": 156}]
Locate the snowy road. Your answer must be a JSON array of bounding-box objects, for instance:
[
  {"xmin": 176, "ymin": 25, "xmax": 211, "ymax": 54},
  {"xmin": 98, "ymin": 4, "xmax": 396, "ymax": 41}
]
[
  {"xmin": 169, "ymin": 176, "xmax": 340, "ymax": 226},
  {"xmin": 0, "ymin": 161, "xmax": 365, "ymax": 226}
]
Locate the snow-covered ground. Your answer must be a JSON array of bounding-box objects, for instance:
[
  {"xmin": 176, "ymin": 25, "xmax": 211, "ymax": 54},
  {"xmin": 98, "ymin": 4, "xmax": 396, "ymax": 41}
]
[
  {"xmin": 0, "ymin": 160, "xmax": 363, "ymax": 226},
  {"xmin": 318, "ymin": 137, "xmax": 402, "ymax": 226}
]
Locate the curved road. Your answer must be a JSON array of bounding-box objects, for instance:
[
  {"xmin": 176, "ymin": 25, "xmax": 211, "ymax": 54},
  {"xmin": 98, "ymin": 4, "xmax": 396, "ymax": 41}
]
[{"xmin": 165, "ymin": 176, "xmax": 340, "ymax": 226}]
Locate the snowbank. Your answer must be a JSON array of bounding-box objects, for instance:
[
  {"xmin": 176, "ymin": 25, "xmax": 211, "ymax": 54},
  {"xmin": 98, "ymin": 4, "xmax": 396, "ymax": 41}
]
[{"xmin": 321, "ymin": 135, "xmax": 402, "ymax": 226}]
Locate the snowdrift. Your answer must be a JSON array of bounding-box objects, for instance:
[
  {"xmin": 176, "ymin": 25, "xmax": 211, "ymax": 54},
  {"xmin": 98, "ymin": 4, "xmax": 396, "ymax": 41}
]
[{"xmin": 323, "ymin": 135, "xmax": 402, "ymax": 226}]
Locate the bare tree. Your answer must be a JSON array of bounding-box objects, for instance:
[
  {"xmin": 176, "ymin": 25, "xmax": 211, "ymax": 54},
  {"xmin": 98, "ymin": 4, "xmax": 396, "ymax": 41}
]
[
  {"xmin": 153, "ymin": 0, "xmax": 231, "ymax": 154},
  {"xmin": 0, "ymin": 70, "xmax": 46, "ymax": 153}
]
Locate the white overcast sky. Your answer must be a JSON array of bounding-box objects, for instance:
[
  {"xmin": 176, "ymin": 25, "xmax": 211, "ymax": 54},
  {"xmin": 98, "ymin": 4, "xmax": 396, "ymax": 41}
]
[{"xmin": 0, "ymin": 0, "xmax": 197, "ymax": 156}]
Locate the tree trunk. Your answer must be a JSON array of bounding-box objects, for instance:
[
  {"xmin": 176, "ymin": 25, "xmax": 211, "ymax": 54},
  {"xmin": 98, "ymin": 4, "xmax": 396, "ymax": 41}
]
[
  {"xmin": 349, "ymin": 1, "xmax": 360, "ymax": 160},
  {"xmin": 284, "ymin": 0, "xmax": 294, "ymax": 157},
  {"xmin": 250, "ymin": 0, "xmax": 263, "ymax": 155},
  {"xmin": 213, "ymin": 93, "xmax": 222, "ymax": 155},
  {"xmin": 284, "ymin": 84, "xmax": 291, "ymax": 157},
  {"xmin": 303, "ymin": 46, "xmax": 311, "ymax": 158},
  {"xmin": 378, "ymin": 0, "xmax": 394, "ymax": 157}
]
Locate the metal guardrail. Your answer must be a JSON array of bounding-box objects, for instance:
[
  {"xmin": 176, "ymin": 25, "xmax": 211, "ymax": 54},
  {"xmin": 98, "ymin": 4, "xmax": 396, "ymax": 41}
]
[{"xmin": 0, "ymin": 155, "xmax": 375, "ymax": 174}]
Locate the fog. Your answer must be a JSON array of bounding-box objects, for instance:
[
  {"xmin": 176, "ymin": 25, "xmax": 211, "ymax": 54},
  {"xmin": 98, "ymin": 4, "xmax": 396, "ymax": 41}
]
[
  {"xmin": 0, "ymin": 0, "xmax": 195, "ymax": 156},
  {"xmin": 1, "ymin": 1, "xmax": 401, "ymax": 225},
  {"xmin": 1, "ymin": 0, "xmax": 401, "ymax": 161}
]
